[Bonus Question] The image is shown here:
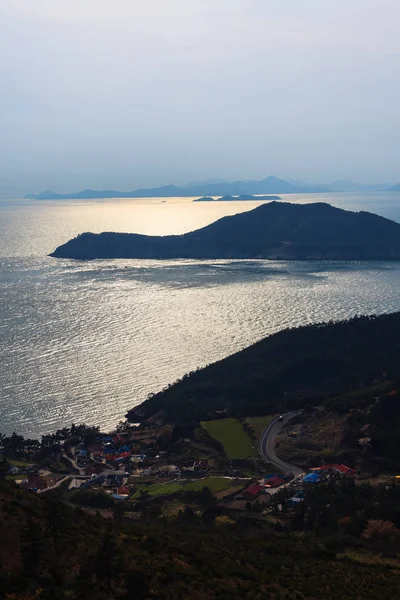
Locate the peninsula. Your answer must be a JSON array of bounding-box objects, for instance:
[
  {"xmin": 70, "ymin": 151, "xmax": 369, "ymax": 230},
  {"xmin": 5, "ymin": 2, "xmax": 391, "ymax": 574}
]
[{"xmin": 50, "ymin": 201, "xmax": 400, "ymax": 260}]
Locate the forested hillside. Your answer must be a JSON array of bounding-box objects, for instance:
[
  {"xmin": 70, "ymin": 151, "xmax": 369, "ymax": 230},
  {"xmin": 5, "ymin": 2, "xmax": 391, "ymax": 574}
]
[
  {"xmin": 2, "ymin": 480, "xmax": 400, "ymax": 599},
  {"xmin": 127, "ymin": 313, "xmax": 400, "ymax": 424}
]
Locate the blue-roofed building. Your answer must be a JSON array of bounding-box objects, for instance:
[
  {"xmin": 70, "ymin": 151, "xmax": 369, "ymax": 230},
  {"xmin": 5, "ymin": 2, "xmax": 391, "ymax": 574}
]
[{"xmin": 303, "ymin": 472, "xmax": 323, "ymax": 484}]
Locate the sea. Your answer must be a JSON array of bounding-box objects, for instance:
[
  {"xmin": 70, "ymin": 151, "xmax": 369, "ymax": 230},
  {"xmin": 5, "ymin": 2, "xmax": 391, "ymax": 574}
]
[{"xmin": 1, "ymin": 192, "xmax": 400, "ymax": 438}]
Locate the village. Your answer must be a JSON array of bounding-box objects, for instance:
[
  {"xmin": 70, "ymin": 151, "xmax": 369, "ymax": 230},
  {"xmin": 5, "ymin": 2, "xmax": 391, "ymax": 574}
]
[{"xmin": 3, "ymin": 412, "xmax": 368, "ymax": 521}]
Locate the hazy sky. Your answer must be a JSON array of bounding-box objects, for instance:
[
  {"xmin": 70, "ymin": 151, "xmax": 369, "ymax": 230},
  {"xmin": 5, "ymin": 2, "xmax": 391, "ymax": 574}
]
[{"xmin": 1, "ymin": 0, "xmax": 399, "ymax": 194}]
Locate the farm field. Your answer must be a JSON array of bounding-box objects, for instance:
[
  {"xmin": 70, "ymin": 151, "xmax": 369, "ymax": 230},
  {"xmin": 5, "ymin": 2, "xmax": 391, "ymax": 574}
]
[
  {"xmin": 130, "ymin": 477, "xmax": 237, "ymax": 499},
  {"xmin": 245, "ymin": 415, "xmax": 275, "ymax": 440},
  {"xmin": 201, "ymin": 418, "xmax": 252, "ymax": 459}
]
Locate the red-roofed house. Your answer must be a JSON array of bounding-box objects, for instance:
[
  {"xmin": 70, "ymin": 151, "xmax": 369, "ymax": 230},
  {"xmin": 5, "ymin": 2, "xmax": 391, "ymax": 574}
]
[
  {"xmin": 313, "ymin": 464, "xmax": 357, "ymax": 477},
  {"xmin": 333, "ymin": 464, "xmax": 357, "ymax": 477},
  {"xmin": 242, "ymin": 483, "xmax": 263, "ymax": 500}
]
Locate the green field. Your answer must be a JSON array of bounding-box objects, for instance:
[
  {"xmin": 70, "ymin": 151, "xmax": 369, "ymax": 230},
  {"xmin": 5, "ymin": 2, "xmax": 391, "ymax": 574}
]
[
  {"xmin": 6, "ymin": 458, "xmax": 32, "ymax": 467},
  {"xmin": 6, "ymin": 473, "xmax": 28, "ymax": 481},
  {"xmin": 130, "ymin": 477, "xmax": 234, "ymax": 499},
  {"xmin": 200, "ymin": 418, "xmax": 252, "ymax": 459},
  {"xmin": 245, "ymin": 415, "xmax": 274, "ymax": 440}
]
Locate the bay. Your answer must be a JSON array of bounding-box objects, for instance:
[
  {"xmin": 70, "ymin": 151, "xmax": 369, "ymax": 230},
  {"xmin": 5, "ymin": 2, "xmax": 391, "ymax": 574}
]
[{"xmin": 1, "ymin": 192, "xmax": 400, "ymax": 438}]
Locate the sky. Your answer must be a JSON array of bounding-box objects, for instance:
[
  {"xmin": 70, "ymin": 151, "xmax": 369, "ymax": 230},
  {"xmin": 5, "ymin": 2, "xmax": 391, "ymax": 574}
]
[{"xmin": 1, "ymin": 0, "xmax": 400, "ymax": 195}]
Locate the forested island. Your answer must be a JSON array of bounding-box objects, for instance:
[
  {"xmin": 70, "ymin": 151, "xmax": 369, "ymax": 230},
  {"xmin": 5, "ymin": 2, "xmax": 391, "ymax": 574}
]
[{"xmin": 50, "ymin": 201, "xmax": 400, "ymax": 260}]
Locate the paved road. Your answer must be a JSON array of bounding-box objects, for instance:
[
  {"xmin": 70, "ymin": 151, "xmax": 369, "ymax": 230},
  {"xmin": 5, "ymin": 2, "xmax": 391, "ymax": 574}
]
[
  {"xmin": 62, "ymin": 452, "xmax": 85, "ymax": 476},
  {"xmin": 259, "ymin": 412, "xmax": 304, "ymax": 478},
  {"xmin": 37, "ymin": 475, "xmax": 70, "ymax": 494}
]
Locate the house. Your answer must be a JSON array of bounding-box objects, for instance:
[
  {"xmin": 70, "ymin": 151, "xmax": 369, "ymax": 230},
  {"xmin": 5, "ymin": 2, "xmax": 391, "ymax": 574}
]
[
  {"xmin": 289, "ymin": 496, "xmax": 304, "ymax": 505},
  {"xmin": 332, "ymin": 464, "xmax": 357, "ymax": 477},
  {"xmin": 183, "ymin": 461, "xmax": 207, "ymax": 476},
  {"xmin": 93, "ymin": 451, "xmax": 105, "ymax": 460},
  {"xmin": 302, "ymin": 472, "xmax": 323, "ymax": 485},
  {"xmin": 116, "ymin": 486, "xmax": 131, "ymax": 496},
  {"xmin": 242, "ymin": 482, "xmax": 263, "ymax": 500},
  {"xmin": 81, "ymin": 474, "xmax": 106, "ymax": 488},
  {"xmin": 313, "ymin": 464, "xmax": 357, "ymax": 478},
  {"xmin": 104, "ymin": 474, "xmax": 124, "ymax": 488},
  {"xmin": 7, "ymin": 466, "xmax": 21, "ymax": 476},
  {"xmin": 113, "ymin": 434, "xmax": 128, "ymax": 445},
  {"xmin": 194, "ymin": 460, "xmax": 208, "ymax": 470},
  {"xmin": 262, "ymin": 474, "xmax": 285, "ymax": 488},
  {"xmin": 130, "ymin": 454, "xmax": 147, "ymax": 463},
  {"xmin": 85, "ymin": 463, "xmax": 105, "ymax": 477}
]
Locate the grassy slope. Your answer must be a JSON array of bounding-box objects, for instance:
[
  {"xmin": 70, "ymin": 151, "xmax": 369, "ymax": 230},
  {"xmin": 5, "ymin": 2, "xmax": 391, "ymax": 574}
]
[
  {"xmin": 130, "ymin": 477, "xmax": 237, "ymax": 499},
  {"xmin": 201, "ymin": 418, "xmax": 253, "ymax": 459}
]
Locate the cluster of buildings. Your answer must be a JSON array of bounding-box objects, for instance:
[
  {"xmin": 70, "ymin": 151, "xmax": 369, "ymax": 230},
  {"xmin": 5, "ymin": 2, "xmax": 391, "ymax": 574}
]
[
  {"xmin": 64, "ymin": 429, "xmax": 213, "ymax": 500},
  {"xmin": 229, "ymin": 462, "xmax": 359, "ymax": 509},
  {"xmin": 303, "ymin": 463, "xmax": 358, "ymax": 484}
]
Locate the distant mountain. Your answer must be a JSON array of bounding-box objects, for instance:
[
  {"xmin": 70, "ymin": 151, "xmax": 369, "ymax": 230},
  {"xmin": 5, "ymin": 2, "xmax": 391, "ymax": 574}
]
[
  {"xmin": 27, "ymin": 175, "xmax": 327, "ymax": 200},
  {"xmin": 184, "ymin": 175, "xmax": 323, "ymax": 196},
  {"xmin": 50, "ymin": 201, "xmax": 400, "ymax": 261},
  {"xmin": 28, "ymin": 176, "xmax": 398, "ymax": 200},
  {"xmin": 388, "ymin": 183, "xmax": 400, "ymax": 191},
  {"xmin": 28, "ymin": 185, "xmax": 182, "ymax": 200}
]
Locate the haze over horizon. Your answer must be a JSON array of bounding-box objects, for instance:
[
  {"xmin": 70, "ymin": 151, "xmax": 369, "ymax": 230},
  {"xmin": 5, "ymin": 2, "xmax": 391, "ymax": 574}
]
[{"xmin": 1, "ymin": 0, "xmax": 400, "ymax": 197}]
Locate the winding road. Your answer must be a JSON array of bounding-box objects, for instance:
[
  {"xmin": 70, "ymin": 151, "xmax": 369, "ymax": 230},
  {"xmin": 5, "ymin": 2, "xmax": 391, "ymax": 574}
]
[{"xmin": 259, "ymin": 411, "xmax": 304, "ymax": 478}]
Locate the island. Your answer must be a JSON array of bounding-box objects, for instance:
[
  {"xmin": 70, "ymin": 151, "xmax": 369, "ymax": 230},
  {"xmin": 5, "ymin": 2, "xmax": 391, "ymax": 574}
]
[
  {"xmin": 50, "ymin": 201, "xmax": 400, "ymax": 260},
  {"xmin": 193, "ymin": 194, "xmax": 282, "ymax": 202},
  {"xmin": 26, "ymin": 174, "xmax": 324, "ymax": 200}
]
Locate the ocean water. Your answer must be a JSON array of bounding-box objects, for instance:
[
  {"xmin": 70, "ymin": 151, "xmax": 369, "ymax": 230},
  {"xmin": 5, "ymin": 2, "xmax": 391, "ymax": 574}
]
[{"xmin": 1, "ymin": 192, "xmax": 400, "ymax": 438}]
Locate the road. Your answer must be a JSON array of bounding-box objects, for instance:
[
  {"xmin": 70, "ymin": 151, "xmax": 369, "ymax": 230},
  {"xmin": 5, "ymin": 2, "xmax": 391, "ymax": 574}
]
[
  {"xmin": 259, "ymin": 412, "xmax": 304, "ymax": 478},
  {"xmin": 37, "ymin": 475, "xmax": 70, "ymax": 494}
]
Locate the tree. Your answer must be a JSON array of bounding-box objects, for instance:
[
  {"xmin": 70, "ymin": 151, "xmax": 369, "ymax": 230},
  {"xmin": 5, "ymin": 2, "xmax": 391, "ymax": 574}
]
[
  {"xmin": 94, "ymin": 528, "xmax": 121, "ymax": 593},
  {"xmin": 2, "ymin": 432, "xmax": 26, "ymax": 457},
  {"xmin": 362, "ymin": 519, "xmax": 400, "ymax": 552},
  {"xmin": 20, "ymin": 517, "xmax": 45, "ymax": 580},
  {"xmin": 0, "ymin": 457, "xmax": 10, "ymax": 479}
]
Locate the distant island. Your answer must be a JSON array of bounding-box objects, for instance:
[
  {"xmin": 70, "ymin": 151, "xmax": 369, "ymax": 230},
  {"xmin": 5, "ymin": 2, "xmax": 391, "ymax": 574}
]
[
  {"xmin": 26, "ymin": 175, "xmax": 396, "ymax": 200},
  {"xmin": 50, "ymin": 201, "xmax": 400, "ymax": 260},
  {"xmin": 193, "ymin": 194, "xmax": 282, "ymax": 202},
  {"xmin": 388, "ymin": 183, "xmax": 400, "ymax": 191}
]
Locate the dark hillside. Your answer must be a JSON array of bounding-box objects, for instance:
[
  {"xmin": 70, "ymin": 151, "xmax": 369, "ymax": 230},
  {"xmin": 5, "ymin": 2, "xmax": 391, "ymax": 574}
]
[
  {"xmin": 50, "ymin": 202, "xmax": 400, "ymax": 260},
  {"xmin": 1, "ymin": 480, "xmax": 400, "ymax": 599},
  {"xmin": 127, "ymin": 312, "xmax": 400, "ymax": 424}
]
